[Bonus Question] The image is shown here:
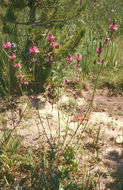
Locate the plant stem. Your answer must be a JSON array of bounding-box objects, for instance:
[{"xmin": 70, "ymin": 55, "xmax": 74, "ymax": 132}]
[{"xmin": 67, "ymin": 63, "xmax": 103, "ymax": 146}]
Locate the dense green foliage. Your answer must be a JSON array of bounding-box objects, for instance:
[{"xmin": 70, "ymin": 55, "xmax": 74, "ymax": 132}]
[
  {"xmin": 0, "ymin": 0, "xmax": 86, "ymax": 95},
  {"xmin": 0, "ymin": 0, "xmax": 123, "ymax": 96}
]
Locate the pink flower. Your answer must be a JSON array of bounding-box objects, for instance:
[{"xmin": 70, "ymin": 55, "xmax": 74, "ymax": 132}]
[
  {"xmin": 12, "ymin": 43, "xmax": 16, "ymax": 48},
  {"xmin": 17, "ymin": 74, "xmax": 26, "ymax": 79},
  {"xmin": 46, "ymin": 57, "xmax": 54, "ymax": 62},
  {"xmin": 20, "ymin": 112, "xmax": 24, "ymax": 117},
  {"xmin": 75, "ymin": 54, "xmax": 82, "ymax": 61},
  {"xmin": 104, "ymin": 38, "xmax": 110, "ymax": 45},
  {"xmin": 13, "ymin": 63, "xmax": 21, "ymax": 68},
  {"xmin": 64, "ymin": 79, "xmax": 72, "ymax": 83},
  {"xmin": 2, "ymin": 43, "xmax": 7, "ymax": 49},
  {"xmin": 104, "ymin": 36, "xmax": 113, "ymax": 45},
  {"xmin": 75, "ymin": 63, "xmax": 80, "ymax": 67},
  {"xmin": 10, "ymin": 54, "xmax": 16, "ymax": 60},
  {"xmin": 66, "ymin": 56, "xmax": 74, "ymax": 63},
  {"xmin": 29, "ymin": 46, "xmax": 39, "ymax": 54},
  {"xmin": 76, "ymin": 67, "xmax": 82, "ymax": 72},
  {"xmin": 98, "ymin": 60, "xmax": 102, "ymax": 64},
  {"xmin": 19, "ymin": 107, "xmax": 24, "ymax": 117},
  {"xmin": 3, "ymin": 106, "xmax": 7, "ymax": 110},
  {"xmin": 30, "ymin": 95, "xmax": 34, "ymax": 99},
  {"xmin": 109, "ymin": 24, "xmax": 117, "ymax": 31},
  {"xmin": 24, "ymin": 81, "xmax": 29, "ymax": 85},
  {"xmin": 50, "ymin": 42, "xmax": 61, "ymax": 48},
  {"xmin": 96, "ymin": 47, "xmax": 103, "ymax": 54},
  {"xmin": 47, "ymin": 34, "xmax": 55, "ymax": 42},
  {"xmin": 17, "ymin": 74, "xmax": 26, "ymax": 83},
  {"xmin": 2, "ymin": 41, "xmax": 11, "ymax": 49}
]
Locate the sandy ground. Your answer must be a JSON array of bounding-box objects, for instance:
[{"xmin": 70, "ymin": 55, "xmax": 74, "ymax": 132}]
[{"xmin": 0, "ymin": 88, "xmax": 123, "ymax": 189}]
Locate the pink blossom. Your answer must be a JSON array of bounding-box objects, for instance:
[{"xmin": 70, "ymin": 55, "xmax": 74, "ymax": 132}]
[
  {"xmin": 46, "ymin": 57, "xmax": 54, "ymax": 62},
  {"xmin": 10, "ymin": 54, "xmax": 16, "ymax": 60},
  {"xmin": 66, "ymin": 56, "xmax": 74, "ymax": 63},
  {"xmin": 30, "ymin": 95, "xmax": 34, "ymax": 99},
  {"xmin": 13, "ymin": 63, "xmax": 21, "ymax": 68},
  {"xmin": 24, "ymin": 81, "xmax": 29, "ymax": 85},
  {"xmin": 29, "ymin": 46, "xmax": 39, "ymax": 54},
  {"xmin": 2, "ymin": 41, "xmax": 11, "ymax": 49},
  {"xmin": 17, "ymin": 75, "xmax": 26, "ymax": 79},
  {"xmin": 3, "ymin": 106, "xmax": 7, "ymax": 110},
  {"xmin": 104, "ymin": 38, "xmax": 110, "ymax": 45},
  {"xmin": 64, "ymin": 79, "xmax": 72, "ymax": 83},
  {"xmin": 19, "ymin": 107, "xmax": 24, "ymax": 117},
  {"xmin": 2, "ymin": 43, "xmax": 7, "ymax": 49},
  {"xmin": 17, "ymin": 75, "xmax": 26, "ymax": 83},
  {"xmin": 75, "ymin": 54, "xmax": 82, "ymax": 61},
  {"xmin": 109, "ymin": 24, "xmax": 117, "ymax": 31},
  {"xmin": 98, "ymin": 60, "xmax": 102, "ymax": 64},
  {"xmin": 47, "ymin": 34, "xmax": 55, "ymax": 42},
  {"xmin": 76, "ymin": 67, "xmax": 82, "ymax": 72},
  {"xmin": 12, "ymin": 43, "xmax": 16, "ymax": 48},
  {"xmin": 75, "ymin": 63, "xmax": 80, "ymax": 67},
  {"xmin": 50, "ymin": 42, "xmax": 61, "ymax": 48},
  {"xmin": 20, "ymin": 112, "xmax": 24, "ymax": 117},
  {"xmin": 96, "ymin": 48, "xmax": 103, "ymax": 54}
]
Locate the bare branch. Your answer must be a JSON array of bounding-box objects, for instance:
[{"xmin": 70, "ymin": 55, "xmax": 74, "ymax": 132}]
[{"xmin": 6, "ymin": 14, "xmax": 78, "ymax": 26}]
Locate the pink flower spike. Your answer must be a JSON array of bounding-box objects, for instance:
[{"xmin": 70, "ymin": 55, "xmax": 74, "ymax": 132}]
[
  {"xmin": 29, "ymin": 46, "xmax": 39, "ymax": 54},
  {"xmin": 66, "ymin": 56, "xmax": 74, "ymax": 63},
  {"xmin": 98, "ymin": 60, "xmax": 102, "ymax": 64},
  {"xmin": 13, "ymin": 63, "xmax": 21, "ymax": 68},
  {"xmin": 47, "ymin": 34, "xmax": 55, "ymax": 42},
  {"xmin": 109, "ymin": 24, "xmax": 117, "ymax": 31},
  {"xmin": 3, "ymin": 41, "xmax": 11, "ymax": 49},
  {"xmin": 24, "ymin": 81, "xmax": 29, "ymax": 85},
  {"xmin": 10, "ymin": 54, "xmax": 16, "ymax": 60},
  {"xmin": 75, "ymin": 54, "xmax": 82, "ymax": 61},
  {"xmin": 96, "ymin": 48, "xmax": 103, "ymax": 54}
]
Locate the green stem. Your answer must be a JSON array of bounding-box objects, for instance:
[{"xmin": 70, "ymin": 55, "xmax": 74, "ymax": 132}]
[{"xmin": 67, "ymin": 63, "xmax": 103, "ymax": 146}]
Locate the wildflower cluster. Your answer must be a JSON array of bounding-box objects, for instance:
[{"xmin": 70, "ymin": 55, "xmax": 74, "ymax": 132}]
[
  {"xmin": 96, "ymin": 21, "xmax": 118, "ymax": 64},
  {"xmin": 65, "ymin": 54, "xmax": 82, "ymax": 84},
  {"xmin": 3, "ymin": 41, "xmax": 16, "ymax": 61},
  {"xmin": 46, "ymin": 33, "xmax": 61, "ymax": 62},
  {"xmin": 47, "ymin": 33, "xmax": 61, "ymax": 48},
  {"xmin": 104, "ymin": 21, "xmax": 118, "ymax": 45},
  {"xmin": 29, "ymin": 46, "xmax": 39, "ymax": 54},
  {"xmin": 2, "ymin": 40, "xmax": 29, "ymax": 87}
]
